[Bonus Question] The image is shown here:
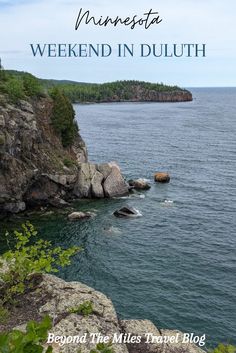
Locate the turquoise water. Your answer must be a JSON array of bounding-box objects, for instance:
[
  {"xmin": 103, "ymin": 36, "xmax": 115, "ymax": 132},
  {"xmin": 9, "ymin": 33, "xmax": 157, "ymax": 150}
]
[{"xmin": 1, "ymin": 88, "xmax": 236, "ymax": 347}]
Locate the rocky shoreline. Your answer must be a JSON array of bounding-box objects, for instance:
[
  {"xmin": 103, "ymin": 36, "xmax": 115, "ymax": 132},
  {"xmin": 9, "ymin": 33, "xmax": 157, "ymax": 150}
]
[{"xmin": 0, "ymin": 87, "xmax": 189, "ymax": 217}]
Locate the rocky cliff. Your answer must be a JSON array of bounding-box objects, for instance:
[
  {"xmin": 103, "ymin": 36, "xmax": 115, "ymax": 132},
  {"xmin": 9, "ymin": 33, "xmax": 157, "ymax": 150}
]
[
  {"xmin": 0, "ymin": 273, "xmax": 205, "ymax": 353},
  {"xmin": 0, "ymin": 95, "xmax": 129, "ymax": 215},
  {"xmin": 99, "ymin": 88, "xmax": 192, "ymax": 103}
]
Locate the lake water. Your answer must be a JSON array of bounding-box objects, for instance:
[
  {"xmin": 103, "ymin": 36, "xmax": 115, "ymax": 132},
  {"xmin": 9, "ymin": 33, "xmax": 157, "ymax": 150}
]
[{"xmin": 1, "ymin": 88, "xmax": 236, "ymax": 347}]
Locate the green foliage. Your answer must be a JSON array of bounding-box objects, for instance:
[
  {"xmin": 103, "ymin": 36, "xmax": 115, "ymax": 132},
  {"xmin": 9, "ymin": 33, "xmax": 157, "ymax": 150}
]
[
  {"xmin": 22, "ymin": 73, "xmax": 42, "ymax": 97},
  {"xmin": 47, "ymin": 80, "xmax": 182, "ymax": 103},
  {"xmin": 69, "ymin": 301, "xmax": 94, "ymax": 316},
  {"xmin": 211, "ymin": 344, "xmax": 236, "ymax": 353},
  {"xmin": 0, "ymin": 222, "xmax": 81, "ymax": 304},
  {"xmin": 50, "ymin": 88, "xmax": 78, "ymax": 147},
  {"xmin": 0, "ymin": 302, "xmax": 9, "ymax": 324},
  {"xmin": 0, "ymin": 315, "xmax": 53, "ymax": 353},
  {"xmin": 0, "ymin": 63, "xmax": 43, "ymax": 102},
  {"xmin": 77, "ymin": 343, "xmax": 114, "ymax": 353},
  {"xmin": 63, "ymin": 157, "xmax": 75, "ymax": 168},
  {"xmin": 4, "ymin": 77, "xmax": 25, "ymax": 103},
  {"xmin": 90, "ymin": 343, "xmax": 114, "ymax": 353}
]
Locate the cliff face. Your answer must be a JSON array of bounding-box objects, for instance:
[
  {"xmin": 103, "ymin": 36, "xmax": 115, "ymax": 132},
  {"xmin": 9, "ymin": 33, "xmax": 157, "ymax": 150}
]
[
  {"xmin": 99, "ymin": 86, "xmax": 192, "ymax": 103},
  {"xmin": 0, "ymin": 95, "xmax": 129, "ymax": 214}
]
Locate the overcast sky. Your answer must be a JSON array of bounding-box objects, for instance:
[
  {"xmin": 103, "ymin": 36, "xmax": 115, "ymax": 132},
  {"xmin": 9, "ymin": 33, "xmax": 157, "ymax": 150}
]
[{"xmin": 0, "ymin": 0, "xmax": 235, "ymax": 87}]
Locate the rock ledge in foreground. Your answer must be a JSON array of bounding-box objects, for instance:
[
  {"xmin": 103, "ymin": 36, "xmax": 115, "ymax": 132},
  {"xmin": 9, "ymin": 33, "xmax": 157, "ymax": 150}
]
[{"xmin": 0, "ymin": 273, "xmax": 206, "ymax": 353}]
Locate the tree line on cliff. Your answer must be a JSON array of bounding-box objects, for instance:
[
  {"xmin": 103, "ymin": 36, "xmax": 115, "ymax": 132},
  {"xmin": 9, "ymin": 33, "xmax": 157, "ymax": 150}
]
[
  {"xmin": 0, "ymin": 63, "xmax": 184, "ymax": 147},
  {"xmin": 0, "ymin": 64, "xmax": 78, "ymax": 148}
]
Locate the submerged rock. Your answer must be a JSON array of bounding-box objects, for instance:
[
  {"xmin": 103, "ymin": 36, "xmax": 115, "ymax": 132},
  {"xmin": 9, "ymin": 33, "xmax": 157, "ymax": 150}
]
[
  {"xmin": 128, "ymin": 178, "xmax": 151, "ymax": 190},
  {"xmin": 154, "ymin": 172, "xmax": 170, "ymax": 183},
  {"xmin": 68, "ymin": 211, "xmax": 95, "ymax": 221},
  {"xmin": 113, "ymin": 206, "xmax": 141, "ymax": 218}
]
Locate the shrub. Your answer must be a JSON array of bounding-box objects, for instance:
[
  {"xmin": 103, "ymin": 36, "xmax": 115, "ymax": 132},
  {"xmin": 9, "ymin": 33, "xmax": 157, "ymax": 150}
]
[
  {"xmin": 63, "ymin": 157, "xmax": 75, "ymax": 168},
  {"xmin": 69, "ymin": 301, "xmax": 94, "ymax": 316},
  {"xmin": 212, "ymin": 344, "xmax": 236, "ymax": 353},
  {"xmin": 0, "ymin": 302, "xmax": 9, "ymax": 324},
  {"xmin": 22, "ymin": 73, "xmax": 42, "ymax": 97},
  {"xmin": 90, "ymin": 343, "xmax": 114, "ymax": 353},
  {"xmin": 0, "ymin": 222, "xmax": 81, "ymax": 304},
  {"xmin": 0, "ymin": 315, "xmax": 53, "ymax": 353},
  {"xmin": 4, "ymin": 77, "xmax": 25, "ymax": 103}
]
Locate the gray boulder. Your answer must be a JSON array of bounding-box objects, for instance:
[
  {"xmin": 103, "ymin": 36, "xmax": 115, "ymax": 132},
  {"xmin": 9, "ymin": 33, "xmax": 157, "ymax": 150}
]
[
  {"xmin": 73, "ymin": 163, "xmax": 96, "ymax": 198},
  {"xmin": 103, "ymin": 163, "xmax": 129, "ymax": 197},
  {"xmin": 128, "ymin": 178, "xmax": 151, "ymax": 190},
  {"xmin": 120, "ymin": 320, "xmax": 205, "ymax": 353},
  {"xmin": 91, "ymin": 171, "xmax": 104, "ymax": 198},
  {"xmin": 3, "ymin": 201, "xmax": 26, "ymax": 214},
  {"xmin": 73, "ymin": 162, "xmax": 129, "ymax": 199}
]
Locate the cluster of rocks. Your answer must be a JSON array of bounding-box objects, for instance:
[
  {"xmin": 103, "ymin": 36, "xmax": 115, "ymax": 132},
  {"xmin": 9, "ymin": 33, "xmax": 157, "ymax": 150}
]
[
  {"xmin": 0, "ymin": 273, "xmax": 204, "ymax": 353},
  {"xmin": 24, "ymin": 161, "xmax": 130, "ymax": 209}
]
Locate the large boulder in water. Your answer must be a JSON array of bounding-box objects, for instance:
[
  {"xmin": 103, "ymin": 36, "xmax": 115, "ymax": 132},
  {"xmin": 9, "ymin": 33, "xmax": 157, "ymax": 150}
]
[
  {"xmin": 73, "ymin": 163, "xmax": 97, "ymax": 198},
  {"xmin": 73, "ymin": 162, "xmax": 129, "ymax": 199},
  {"xmin": 128, "ymin": 178, "xmax": 151, "ymax": 190},
  {"xmin": 154, "ymin": 172, "xmax": 170, "ymax": 183},
  {"xmin": 103, "ymin": 162, "xmax": 129, "ymax": 197},
  {"xmin": 113, "ymin": 206, "xmax": 141, "ymax": 218}
]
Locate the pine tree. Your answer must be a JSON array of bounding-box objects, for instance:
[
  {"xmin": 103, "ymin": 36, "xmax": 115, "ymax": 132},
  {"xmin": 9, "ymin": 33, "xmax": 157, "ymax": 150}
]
[
  {"xmin": 22, "ymin": 73, "xmax": 42, "ymax": 97},
  {"xmin": 50, "ymin": 88, "xmax": 78, "ymax": 147}
]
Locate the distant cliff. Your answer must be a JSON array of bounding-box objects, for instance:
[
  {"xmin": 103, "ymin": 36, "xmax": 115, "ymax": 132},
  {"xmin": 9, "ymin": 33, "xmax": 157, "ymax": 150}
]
[
  {"xmin": 43, "ymin": 80, "xmax": 193, "ymax": 103},
  {"xmin": 6, "ymin": 72, "xmax": 193, "ymax": 103}
]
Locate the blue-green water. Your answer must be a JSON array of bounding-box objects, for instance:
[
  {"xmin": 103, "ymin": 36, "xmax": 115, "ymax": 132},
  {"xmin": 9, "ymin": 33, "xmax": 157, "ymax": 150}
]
[{"xmin": 1, "ymin": 88, "xmax": 236, "ymax": 347}]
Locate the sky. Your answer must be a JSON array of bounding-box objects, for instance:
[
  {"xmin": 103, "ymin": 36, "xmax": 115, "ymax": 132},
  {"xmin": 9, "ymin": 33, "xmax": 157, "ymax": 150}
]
[{"xmin": 0, "ymin": 0, "xmax": 235, "ymax": 87}]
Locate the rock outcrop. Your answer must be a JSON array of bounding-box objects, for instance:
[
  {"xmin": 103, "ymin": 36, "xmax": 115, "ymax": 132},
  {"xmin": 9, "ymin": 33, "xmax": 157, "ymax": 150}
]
[
  {"xmin": 73, "ymin": 162, "xmax": 129, "ymax": 199},
  {"xmin": 113, "ymin": 206, "xmax": 141, "ymax": 218},
  {"xmin": 0, "ymin": 273, "xmax": 205, "ymax": 353},
  {"xmin": 154, "ymin": 173, "xmax": 170, "ymax": 183},
  {"xmin": 128, "ymin": 179, "xmax": 151, "ymax": 191},
  {"xmin": 0, "ymin": 96, "xmax": 129, "ymax": 215}
]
